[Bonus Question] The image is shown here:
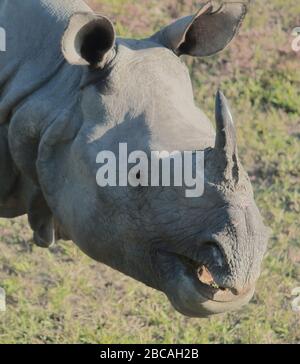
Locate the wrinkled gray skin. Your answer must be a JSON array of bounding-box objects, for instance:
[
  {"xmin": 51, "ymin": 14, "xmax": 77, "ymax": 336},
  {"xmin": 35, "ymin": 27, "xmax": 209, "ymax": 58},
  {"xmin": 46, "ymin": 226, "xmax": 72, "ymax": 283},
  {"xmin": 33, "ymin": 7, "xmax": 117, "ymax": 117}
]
[{"xmin": 0, "ymin": 0, "xmax": 269, "ymax": 317}]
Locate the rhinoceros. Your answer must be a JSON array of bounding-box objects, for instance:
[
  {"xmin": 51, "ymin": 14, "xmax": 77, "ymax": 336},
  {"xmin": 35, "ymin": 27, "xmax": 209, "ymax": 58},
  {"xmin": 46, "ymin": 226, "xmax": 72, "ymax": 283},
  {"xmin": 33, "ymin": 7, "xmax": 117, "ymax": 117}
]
[{"xmin": 0, "ymin": 0, "xmax": 269, "ymax": 317}]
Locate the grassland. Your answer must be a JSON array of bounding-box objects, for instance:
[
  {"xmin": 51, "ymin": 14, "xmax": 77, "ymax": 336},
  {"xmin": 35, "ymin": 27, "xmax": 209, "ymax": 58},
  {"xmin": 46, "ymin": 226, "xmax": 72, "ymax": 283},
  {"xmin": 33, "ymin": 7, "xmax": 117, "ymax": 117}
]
[{"xmin": 0, "ymin": 0, "xmax": 299, "ymax": 343}]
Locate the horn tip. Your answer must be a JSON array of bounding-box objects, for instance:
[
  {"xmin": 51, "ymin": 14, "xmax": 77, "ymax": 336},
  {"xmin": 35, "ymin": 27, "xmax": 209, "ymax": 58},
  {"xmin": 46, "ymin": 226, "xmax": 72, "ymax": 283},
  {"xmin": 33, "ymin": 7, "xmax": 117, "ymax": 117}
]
[
  {"xmin": 215, "ymin": 89, "xmax": 225, "ymax": 116},
  {"xmin": 215, "ymin": 89, "xmax": 234, "ymax": 125},
  {"xmin": 216, "ymin": 89, "xmax": 225, "ymax": 103}
]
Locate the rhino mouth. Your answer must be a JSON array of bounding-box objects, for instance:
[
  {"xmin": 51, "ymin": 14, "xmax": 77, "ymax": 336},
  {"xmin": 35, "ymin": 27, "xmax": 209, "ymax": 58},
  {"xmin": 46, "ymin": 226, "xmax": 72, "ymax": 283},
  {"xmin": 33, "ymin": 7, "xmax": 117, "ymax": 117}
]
[
  {"xmin": 178, "ymin": 254, "xmax": 248, "ymax": 303},
  {"xmin": 155, "ymin": 248, "xmax": 254, "ymax": 317}
]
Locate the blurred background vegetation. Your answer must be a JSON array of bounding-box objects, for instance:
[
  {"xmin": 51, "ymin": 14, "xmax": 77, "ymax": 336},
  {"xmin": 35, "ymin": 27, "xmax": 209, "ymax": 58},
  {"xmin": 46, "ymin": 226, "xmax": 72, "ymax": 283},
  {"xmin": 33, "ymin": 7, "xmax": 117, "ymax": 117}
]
[{"xmin": 0, "ymin": 0, "xmax": 299, "ymax": 343}]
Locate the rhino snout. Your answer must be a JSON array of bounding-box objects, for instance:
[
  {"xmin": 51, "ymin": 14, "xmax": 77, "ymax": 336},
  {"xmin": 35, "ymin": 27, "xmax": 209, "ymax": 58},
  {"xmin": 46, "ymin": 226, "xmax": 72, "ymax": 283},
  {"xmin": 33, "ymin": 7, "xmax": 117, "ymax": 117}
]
[{"xmin": 154, "ymin": 242, "xmax": 256, "ymax": 317}]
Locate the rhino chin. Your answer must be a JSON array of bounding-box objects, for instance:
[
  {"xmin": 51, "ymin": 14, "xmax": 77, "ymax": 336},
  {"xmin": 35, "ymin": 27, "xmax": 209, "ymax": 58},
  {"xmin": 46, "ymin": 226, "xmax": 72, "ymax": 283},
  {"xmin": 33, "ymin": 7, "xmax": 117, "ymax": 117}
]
[
  {"xmin": 167, "ymin": 282, "xmax": 255, "ymax": 318},
  {"xmin": 164, "ymin": 271, "xmax": 255, "ymax": 317}
]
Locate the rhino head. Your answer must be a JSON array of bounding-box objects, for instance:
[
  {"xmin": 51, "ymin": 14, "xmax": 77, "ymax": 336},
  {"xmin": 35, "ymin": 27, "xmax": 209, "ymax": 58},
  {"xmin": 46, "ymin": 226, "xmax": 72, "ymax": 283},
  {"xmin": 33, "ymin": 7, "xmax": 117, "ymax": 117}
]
[{"xmin": 7, "ymin": 1, "xmax": 269, "ymax": 317}]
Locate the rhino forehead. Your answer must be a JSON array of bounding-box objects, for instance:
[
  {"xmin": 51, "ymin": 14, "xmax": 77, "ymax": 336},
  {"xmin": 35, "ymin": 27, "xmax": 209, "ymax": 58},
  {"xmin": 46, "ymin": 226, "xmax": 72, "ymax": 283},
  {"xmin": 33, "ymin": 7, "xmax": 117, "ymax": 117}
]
[
  {"xmin": 80, "ymin": 40, "xmax": 215, "ymax": 152},
  {"xmin": 97, "ymin": 40, "xmax": 195, "ymax": 111}
]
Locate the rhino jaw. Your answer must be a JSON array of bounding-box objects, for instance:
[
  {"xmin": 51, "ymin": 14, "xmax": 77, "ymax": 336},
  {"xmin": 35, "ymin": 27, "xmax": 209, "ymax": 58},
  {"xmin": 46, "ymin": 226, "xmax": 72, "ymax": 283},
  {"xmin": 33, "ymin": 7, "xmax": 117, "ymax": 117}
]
[{"xmin": 154, "ymin": 246, "xmax": 256, "ymax": 317}]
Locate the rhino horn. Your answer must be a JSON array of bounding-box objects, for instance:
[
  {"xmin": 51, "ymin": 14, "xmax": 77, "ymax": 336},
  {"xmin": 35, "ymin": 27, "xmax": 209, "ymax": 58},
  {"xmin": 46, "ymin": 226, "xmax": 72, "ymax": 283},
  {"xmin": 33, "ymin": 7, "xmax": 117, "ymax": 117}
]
[{"xmin": 214, "ymin": 90, "xmax": 240, "ymax": 183}]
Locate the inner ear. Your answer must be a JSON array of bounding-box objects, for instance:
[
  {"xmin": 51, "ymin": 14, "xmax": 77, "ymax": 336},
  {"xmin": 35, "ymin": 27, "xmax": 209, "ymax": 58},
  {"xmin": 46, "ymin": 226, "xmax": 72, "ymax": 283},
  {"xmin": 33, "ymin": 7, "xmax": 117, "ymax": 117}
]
[
  {"xmin": 178, "ymin": 3, "xmax": 247, "ymax": 57},
  {"xmin": 78, "ymin": 20, "xmax": 115, "ymax": 66},
  {"xmin": 151, "ymin": 2, "xmax": 247, "ymax": 58},
  {"xmin": 62, "ymin": 13, "xmax": 116, "ymax": 68}
]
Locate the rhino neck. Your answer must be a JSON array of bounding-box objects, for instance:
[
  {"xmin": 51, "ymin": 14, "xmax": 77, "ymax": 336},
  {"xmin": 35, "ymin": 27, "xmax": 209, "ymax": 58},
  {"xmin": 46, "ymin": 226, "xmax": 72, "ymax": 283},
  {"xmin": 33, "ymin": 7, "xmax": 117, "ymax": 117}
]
[
  {"xmin": 0, "ymin": 60, "xmax": 69, "ymax": 125},
  {"xmin": 0, "ymin": 0, "xmax": 90, "ymax": 125}
]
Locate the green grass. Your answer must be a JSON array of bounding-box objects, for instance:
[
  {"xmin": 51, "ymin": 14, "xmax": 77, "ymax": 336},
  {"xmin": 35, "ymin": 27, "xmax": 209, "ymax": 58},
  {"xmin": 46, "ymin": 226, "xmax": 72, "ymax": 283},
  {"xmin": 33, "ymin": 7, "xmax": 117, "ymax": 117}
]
[{"xmin": 0, "ymin": 0, "xmax": 300, "ymax": 343}]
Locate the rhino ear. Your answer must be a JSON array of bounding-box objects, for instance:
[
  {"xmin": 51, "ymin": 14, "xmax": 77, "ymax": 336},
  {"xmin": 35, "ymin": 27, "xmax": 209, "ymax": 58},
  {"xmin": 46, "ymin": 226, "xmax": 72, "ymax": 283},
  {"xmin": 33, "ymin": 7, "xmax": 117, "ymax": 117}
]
[
  {"xmin": 62, "ymin": 12, "xmax": 116, "ymax": 68},
  {"xmin": 152, "ymin": 1, "xmax": 247, "ymax": 57}
]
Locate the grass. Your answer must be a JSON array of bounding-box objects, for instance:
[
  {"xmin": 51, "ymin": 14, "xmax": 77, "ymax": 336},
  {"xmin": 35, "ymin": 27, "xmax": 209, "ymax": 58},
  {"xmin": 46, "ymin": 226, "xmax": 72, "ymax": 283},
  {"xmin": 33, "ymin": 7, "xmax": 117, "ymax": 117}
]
[{"xmin": 0, "ymin": 0, "xmax": 300, "ymax": 343}]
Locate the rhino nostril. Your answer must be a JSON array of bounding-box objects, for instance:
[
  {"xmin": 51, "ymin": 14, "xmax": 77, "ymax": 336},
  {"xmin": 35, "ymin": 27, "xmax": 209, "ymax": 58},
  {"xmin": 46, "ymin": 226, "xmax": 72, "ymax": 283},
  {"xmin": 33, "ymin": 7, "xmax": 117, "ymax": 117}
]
[
  {"xmin": 195, "ymin": 243, "xmax": 223, "ymax": 280},
  {"xmin": 200, "ymin": 241, "xmax": 226, "ymax": 268},
  {"xmin": 231, "ymin": 286, "xmax": 251, "ymax": 296},
  {"xmin": 231, "ymin": 288, "xmax": 240, "ymax": 296}
]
